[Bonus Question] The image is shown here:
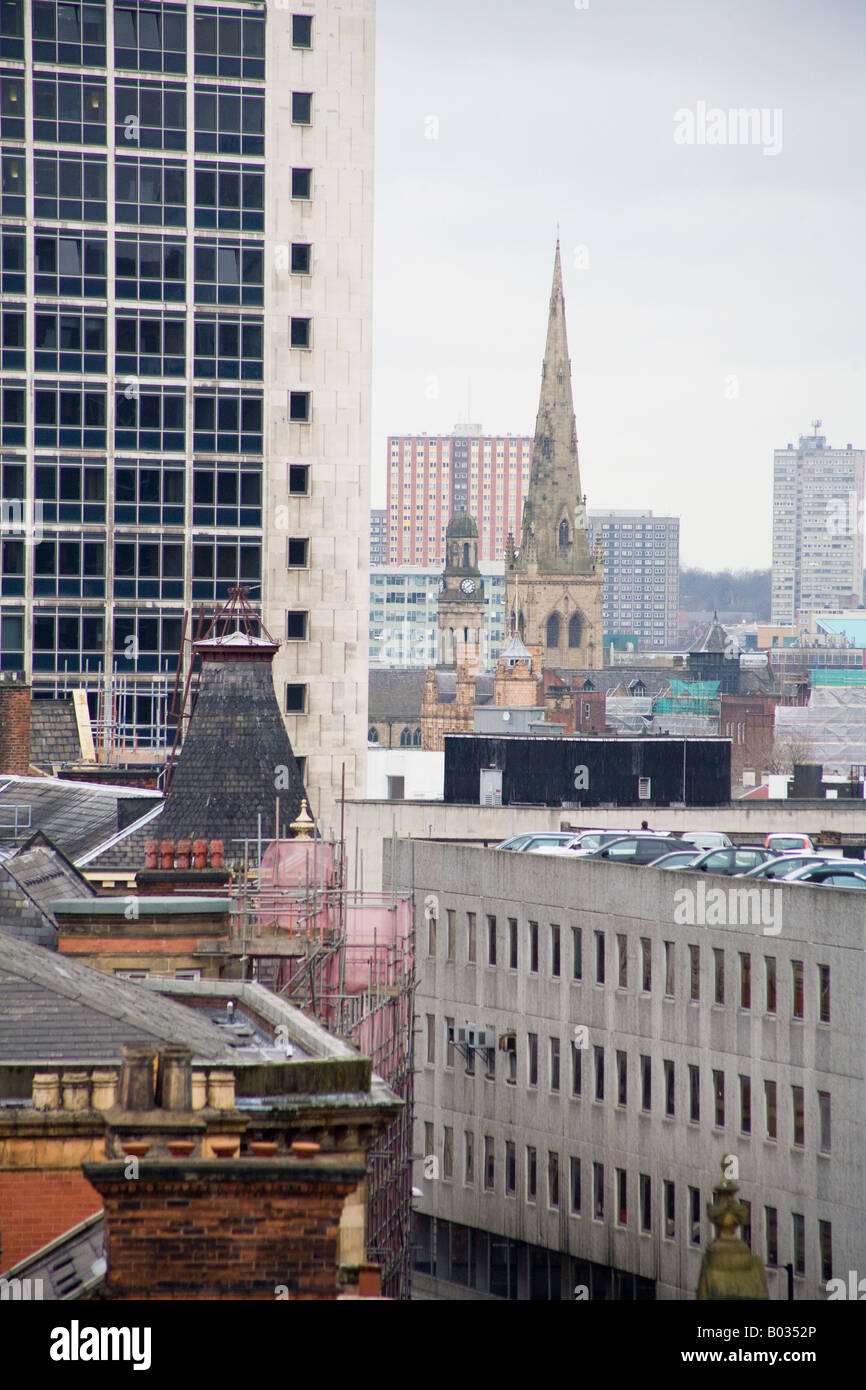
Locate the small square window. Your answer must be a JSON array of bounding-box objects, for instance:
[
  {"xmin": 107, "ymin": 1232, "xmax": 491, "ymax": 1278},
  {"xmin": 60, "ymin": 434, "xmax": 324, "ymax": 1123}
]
[
  {"xmin": 291, "ymin": 242, "xmax": 311, "ymax": 274},
  {"xmin": 291, "ymin": 168, "xmax": 312, "ymax": 199},
  {"xmin": 286, "ymin": 610, "xmax": 308, "ymax": 640},
  {"xmin": 285, "ymin": 683, "xmax": 306, "ymax": 713},
  {"xmin": 290, "ymin": 391, "xmax": 310, "ymax": 422},
  {"xmin": 292, "ymin": 91, "xmax": 312, "ymax": 125},
  {"xmin": 291, "ymin": 316, "xmax": 311, "ymax": 348},
  {"xmin": 292, "ymin": 15, "xmax": 313, "ymax": 48},
  {"xmin": 287, "ymin": 536, "xmax": 308, "ymax": 567},
  {"xmin": 288, "ymin": 464, "xmax": 309, "ymax": 494}
]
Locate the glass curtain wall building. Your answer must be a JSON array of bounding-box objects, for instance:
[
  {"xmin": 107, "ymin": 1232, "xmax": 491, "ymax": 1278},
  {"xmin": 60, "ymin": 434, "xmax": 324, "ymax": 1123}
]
[{"xmin": 0, "ymin": 2, "xmax": 374, "ymax": 825}]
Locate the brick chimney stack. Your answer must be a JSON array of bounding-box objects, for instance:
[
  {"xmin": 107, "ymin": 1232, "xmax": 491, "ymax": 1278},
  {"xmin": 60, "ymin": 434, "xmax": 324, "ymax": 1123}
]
[
  {"xmin": 84, "ymin": 1041, "xmax": 369, "ymax": 1299},
  {"xmin": 0, "ymin": 672, "xmax": 31, "ymax": 775}
]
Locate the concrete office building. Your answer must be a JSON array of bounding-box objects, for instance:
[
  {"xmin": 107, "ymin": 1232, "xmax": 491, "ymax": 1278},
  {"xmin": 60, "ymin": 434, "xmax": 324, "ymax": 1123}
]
[
  {"xmin": 0, "ymin": 1, "xmax": 374, "ymax": 830},
  {"xmin": 370, "ymin": 506, "xmax": 387, "ymax": 566},
  {"xmin": 771, "ymin": 424, "xmax": 865, "ymax": 625},
  {"xmin": 369, "ymin": 563, "xmax": 506, "ymax": 669},
  {"xmin": 394, "ymin": 841, "xmax": 863, "ymax": 1300},
  {"xmin": 385, "ymin": 427, "xmax": 532, "ymax": 567},
  {"xmin": 588, "ymin": 511, "xmax": 680, "ymax": 650}
]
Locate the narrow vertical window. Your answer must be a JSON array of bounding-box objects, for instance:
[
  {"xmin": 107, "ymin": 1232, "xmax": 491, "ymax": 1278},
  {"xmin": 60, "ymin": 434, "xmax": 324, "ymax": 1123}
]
[
  {"xmin": 739, "ymin": 1075, "xmax": 751, "ymax": 1134},
  {"xmin": 505, "ymin": 1140, "xmax": 516, "ymax": 1195},
  {"xmin": 508, "ymin": 916, "xmax": 517, "ymax": 969},
  {"xmin": 765, "ymin": 956, "xmax": 777, "ymax": 1013},
  {"xmin": 792, "ymin": 959, "xmax": 804, "ymax": 1019},
  {"xmin": 663, "ymin": 1180, "xmax": 675, "ymax": 1239},
  {"xmin": 466, "ymin": 911, "xmax": 476, "ymax": 962},
  {"xmin": 616, "ymin": 1168, "xmax": 628, "ymax": 1225},
  {"xmin": 713, "ymin": 1069, "xmax": 725, "ymax": 1127},
  {"xmin": 765, "ymin": 1206, "xmax": 778, "ymax": 1266},
  {"xmin": 487, "ymin": 914, "xmax": 497, "ymax": 966},
  {"xmin": 664, "ymin": 940, "xmax": 675, "ymax": 997},
  {"xmin": 640, "ymin": 1055, "xmax": 651, "ymax": 1111},
  {"xmin": 593, "ymin": 1161, "xmax": 604, "ymax": 1220},
  {"xmin": 443, "ymin": 1126, "xmax": 453, "ymax": 1179},
  {"xmin": 484, "ymin": 1136, "xmax": 495, "ymax": 1190},
  {"xmin": 818, "ymin": 964, "xmax": 830, "ymax": 1023},
  {"xmin": 792, "ymin": 1085, "xmax": 805, "ymax": 1146},
  {"xmin": 689, "ymin": 1186, "xmax": 701, "ymax": 1244},
  {"xmin": 617, "ymin": 933, "xmax": 627, "ymax": 987},
  {"xmin": 529, "ymin": 920, "xmax": 539, "ymax": 973},
  {"xmin": 713, "ymin": 948, "xmax": 725, "ymax": 1004},
  {"xmin": 464, "ymin": 1131, "xmax": 474, "ymax": 1184},
  {"xmin": 595, "ymin": 930, "xmax": 605, "ymax": 984},
  {"xmin": 664, "ymin": 1059, "xmax": 675, "ymax": 1117},
  {"xmin": 617, "ymin": 1049, "xmax": 627, "ymax": 1107},
  {"xmin": 792, "ymin": 1213, "xmax": 805, "ymax": 1275},
  {"xmin": 570, "ymin": 1156, "xmax": 581, "ymax": 1213},
  {"xmin": 639, "ymin": 1174, "xmax": 651, "ymax": 1232},
  {"xmin": 594, "ymin": 1045, "xmax": 604, "ymax": 1102},
  {"xmin": 445, "ymin": 1017, "xmax": 455, "ymax": 1068},
  {"xmin": 818, "ymin": 1090, "xmax": 831, "ymax": 1153},
  {"xmin": 446, "ymin": 909, "xmax": 455, "ymax": 960},
  {"xmin": 689, "ymin": 944, "xmax": 700, "ymax": 1001},
  {"xmin": 550, "ymin": 1037, "xmax": 561, "ymax": 1092},
  {"xmin": 548, "ymin": 1152, "xmax": 560, "ymax": 1208},
  {"xmin": 550, "ymin": 922, "xmax": 561, "ymax": 977},
  {"xmin": 819, "ymin": 1221, "xmax": 832, "ymax": 1282},
  {"xmin": 570, "ymin": 1040, "xmax": 582, "ymax": 1097},
  {"xmin": 527, "ymin": 1032, "xmax": 538, "ymax": 1087},
  {"xmin": 426, "ymin": 1013, "xmax": 435, "ymax": 1064},
  {"xmin": 640, "ymin": 937, "xmax": 651, "ymax": 991},
  {"xmin": 739, "ymin": 952, "xmax": 751, "ymax": 1010},
  {"xmin": 689, "ymin": 1064, "xmax": 700, "ymax": 1123},
  {"xmin": 765, "ymin": 1079, "xmax": 777, "ymax": 1139},
  {"xmin": 571, "ymin": 925, "xmax": 581, "ymax": 979},
  {"xmin": 527, "ymin": 1146, "xmax": 537, "ymax": 1201}
]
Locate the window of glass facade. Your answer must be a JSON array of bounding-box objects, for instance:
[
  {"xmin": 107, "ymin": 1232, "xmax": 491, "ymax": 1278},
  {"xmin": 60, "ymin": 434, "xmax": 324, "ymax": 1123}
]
[
  {"xmin": 33, "ymin": 152, "xmax": 106, "ymax": 220},
  {"xmin": 193, "ymin": 314, "xmax": 262, "ymax": 380},
  {"xmin": 0, "ymin": 149, "xmax": 24, "ymax": 216},
  {"xmin": 115, "ymin": 538, "xmax": 184, "ymax": 598},
  {"xmin": 116, "ymin": 157, "xmax": 186, "ymax": 226},
  {"xmin": 192, "ymin": 464, "xmax": 261, "ymax": 526},
  {"xmin": 116, "ymin": 234, "xmax": 185, "ymax": 301},
  {"xmin": 193, "ymin": 239, "xmax": 263, "ymax": 305},
  {"xmin": 34, "ymin": 309, "xmax": 106, "ymax": 374},
  {"xmin": 115, "ymin": 312, "xmax": 185, "ymax": 377},
  {"xmin": 194, "ymin": 162, "xmax": 263, "ymax": 230},
  {"xmin": 33, "ymin": 538, "xmax": 105, "ymax": 598},
  {"xmin": 0, "ymin": 307, "xmax": 24, "ymax": 369},
  {"xmin": 114, "ymin": 3, "xmax": 187, "ymax": 75},
  {"xmin": 33, "ymin": 72, "xmax": 106, "ymax": 144},
  {"xmin": 0, "ymin": 2, "xmax": 25, "ymax": 61},
  {"xmin": 32, "ymin": 2, "xmax": 106, "ymax": 67},
  {"xmin": 34, "ymin": 232, "xmax": 106, "ymax": 298},
  {"xmin": 192, "ymin": 390, "xmax": 262, "ymax": 452},
  {"xmin": 34, "ymin": 458, "xmax": 106, "ymax": 523},
  {"xmin": 0, "ymin": 229, "xmax": 24, "ymax": 291},
  {"xmin": 112, "ymin": 613, "xmax": 183, "ymax": 674},
  {"xmin": 191, "ymin": 539, "xmax": 259, "ymax": 600},
  {"xmin": 194, "ymin": 7, "xmax": 264, "ymax": 80},
  {"xmin": 0, "ymin": 71, "xmax": 25, "ymax": 140},
  {"xmin": 34, "ymin": 387, "xmax": 106, "ymax": 448},
  {"xmin": 115, "ymin": 79, "xmax": 186, "ymax": 150},
  {"xmin": 115, "ymin": 462, "xmax": 184, "ymax": 526},
  {"xmin": 115, "ymin": 387, "xmax": 185, "ymax": 451},
  {"xmin": 32, "ymin": 609, "xmax": 105, "ymax": 670},
  {"xmin": 194, "ymin": 85, "xmax": 263, "ymax": 155}
]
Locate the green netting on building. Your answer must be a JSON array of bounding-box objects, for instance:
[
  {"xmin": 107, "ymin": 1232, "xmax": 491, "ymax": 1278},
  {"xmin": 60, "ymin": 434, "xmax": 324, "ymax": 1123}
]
[
  {"xmin": 668, "ymin": 680, "xmax": 720, "ymax": 698},
  {"xmin": 655, "ymin": 697, "xmax": 720, "ymax": 716},
  {"xmin": 810, "ymin": 669, "xmax": 866, "ymax": 686}
]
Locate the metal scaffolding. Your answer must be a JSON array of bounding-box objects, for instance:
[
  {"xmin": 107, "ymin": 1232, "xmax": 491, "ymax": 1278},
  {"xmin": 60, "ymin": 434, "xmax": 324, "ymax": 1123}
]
[{"xmin": 230, "ymin": 856, "xmax": 416, "ymax": 1301}]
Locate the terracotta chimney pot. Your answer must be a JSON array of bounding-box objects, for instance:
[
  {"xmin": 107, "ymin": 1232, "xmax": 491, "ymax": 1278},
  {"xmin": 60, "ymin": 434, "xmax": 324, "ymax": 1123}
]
[
  {"xmin": 209, "ymin": 838, "xmax": 224, "ymax": 869},
  {"xmin": 176, "ymin": 838, "xmax": 191, "ymax": 869},
  {"xmin": 144, "ymin": 839, "xmax": 159, "ymax": 869},
  {"xmin": 193, "ymin": 838, "xmax": 207, "ymax": 868},
  {"xmin": 160, "ymin": 839, "xmax": 175, "ymax": 869}
]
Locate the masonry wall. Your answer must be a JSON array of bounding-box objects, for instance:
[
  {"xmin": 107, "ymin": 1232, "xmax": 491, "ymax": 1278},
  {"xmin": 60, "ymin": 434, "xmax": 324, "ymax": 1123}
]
[
  {"xmin": 391, "ymin": 841, "xmax": 866, "ymax": 1301},
  {"xmin": 0, "ymin": 679, "xmax": 31, "ymax": 776},
  {"xmin": 0, "ymin": 1166, "xmax": 103, "ymax": 1273}
]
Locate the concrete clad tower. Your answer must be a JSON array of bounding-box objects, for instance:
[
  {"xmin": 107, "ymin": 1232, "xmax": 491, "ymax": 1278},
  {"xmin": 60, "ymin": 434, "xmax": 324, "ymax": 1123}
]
[
  {"xmin": 437, "ymin": 512, "xmax": 485, "ymax": 669},
  {"xmin": 506, "ymin": 241, "xmax": 603, "ymax": 669}
]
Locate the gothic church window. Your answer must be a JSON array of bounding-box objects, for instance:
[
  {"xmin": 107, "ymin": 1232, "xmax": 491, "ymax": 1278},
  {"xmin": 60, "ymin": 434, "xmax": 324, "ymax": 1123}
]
[
  {"xmin": 546, "ymin": 612, "xmax": 561, "ymax": 647},
  {"xmin": 568, "ymin": 613, "xmax": 582, "ymax": 648},
  {"xmin": 559, "ymin": 519, "xmax": 569, "ymax": 548}
]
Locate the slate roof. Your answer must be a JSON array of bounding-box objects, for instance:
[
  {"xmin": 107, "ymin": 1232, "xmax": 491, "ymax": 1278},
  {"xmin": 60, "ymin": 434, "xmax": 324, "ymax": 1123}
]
[
  {"xmin": 127, "ymin": 656, "xmax": 304, "ymax": 864},
  {"xmin": 432, "ymin": 672, "xmax": 494, "ymax": 705},
  {"xmin": 0, "ymin": 831, "xmax": 95, "ymax": 948},
  {"xmin": 551, "ymin": 665, "xmax": 679, "ymax": 698},
  {"xmin": 368, "ymin": 669, "xmax": 428, "ymax": 721},
  {"xmin": 28, "ymin": 698, "xmax": 83, "ymax": 770},
  {"xmin": 689, "ymin": 614, "xmax": 730, "ymax": 654},
  {"xmin": 0, "ymin": 929, "xmax": 250, "ymax": 1064},
  {"xmin": 0, "ymin": 776, "xmax": 161, "ymax": 860},
  {"xmin": 0, "ymin": 1213, "xmax": 105, "ymax": 1300}
]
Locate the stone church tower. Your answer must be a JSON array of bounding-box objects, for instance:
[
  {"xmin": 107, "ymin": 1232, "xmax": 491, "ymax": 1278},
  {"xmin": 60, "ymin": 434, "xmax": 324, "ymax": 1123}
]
[
  {"xmin": 437, "ymin": 511, "xmax": 485, "ymax": 670},
  {"xmin": 506, "ymin": 241, "xmax": 603, "ymax": 669}
]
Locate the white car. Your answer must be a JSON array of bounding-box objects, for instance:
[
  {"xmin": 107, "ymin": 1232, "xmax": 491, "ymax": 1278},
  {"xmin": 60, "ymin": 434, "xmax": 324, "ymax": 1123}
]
[
  {"xmin": 494, "ymin": 832, "xmax": 576, "ymax": 852},
  {"xmin": 677, "ymin": 831, "xmax": 733, "ymax": 851}
]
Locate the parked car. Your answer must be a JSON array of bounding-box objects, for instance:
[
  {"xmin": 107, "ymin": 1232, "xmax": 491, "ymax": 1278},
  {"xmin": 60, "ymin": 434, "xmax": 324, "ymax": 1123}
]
[
  {"xmin": 646, "ymin": 850, "xmax": 704, "ymax": 870},
  {"xmin": 764, "ymin": 832, "xmax": 814, "ymax": 853},
  {"xmin": 740, "ymin": 854, "xmax": 832, "ymax": 880},
  {"xmin": 581, "ymin": 835, "xmax": 687, "ymax": 866},
  {"xmin": 687, "ymin": 846, "xmax": 776, "ymax": 875},
  {"xmin": 494, "ymin": 832, "xmax": 576, "ymax": 851},
  {"xmin": 530, "ymin": 829, "xmax": 640, "ymax": 856},
  {"xmin": 784, "ymin": 861, "xmax": 866, "ymax": 887},
  {"xmin": 676, "ymin": 831, "xmax": 733, "ymax": 851}
]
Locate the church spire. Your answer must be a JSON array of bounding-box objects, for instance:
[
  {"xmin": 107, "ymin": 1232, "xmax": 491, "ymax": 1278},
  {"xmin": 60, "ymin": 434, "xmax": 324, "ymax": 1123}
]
[{"xmin": 514, "ymin": 239, "xmax": 592, "ymax": 575}]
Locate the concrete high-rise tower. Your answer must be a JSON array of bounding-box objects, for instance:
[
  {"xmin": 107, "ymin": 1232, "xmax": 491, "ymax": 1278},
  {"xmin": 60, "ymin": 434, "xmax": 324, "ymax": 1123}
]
[
  {"xmin": 0, "ymin": 2, "xmax": 373, "ymax": 833},
  {"xmin": 506, "ymin": 242, "xmax": 603, "ymax": 668},
  {"xmin": 771, "ymin": 424, "xmax": 865, "ymax": 624}
]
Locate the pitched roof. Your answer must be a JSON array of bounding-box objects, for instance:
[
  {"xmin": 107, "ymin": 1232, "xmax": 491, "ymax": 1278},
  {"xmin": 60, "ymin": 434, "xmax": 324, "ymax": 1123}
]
[
  {"xmin": 0, "ymin": 1212, "xmax": 106, "ymax": 1300},
  {"xmin": 689, "ymin": 614, "xmax": 730, "ymax": 654},
  {"xmin": 0, "ymin": 831, "xmax": 95, "ymax": 948},
  {"xmin": 0, "ymin": 929, "xmax": 251, "ymax": 1064},
  {"xmin": 0, "ymin": 775, "xmax": 161, "ymax": 861},
  {"xmin": 29, "ymin": 698, "xmax": 83, "ymax": 770},
  {"xmin": 368, "ymin": 669, "xmax": 427, "ymax": 721}
]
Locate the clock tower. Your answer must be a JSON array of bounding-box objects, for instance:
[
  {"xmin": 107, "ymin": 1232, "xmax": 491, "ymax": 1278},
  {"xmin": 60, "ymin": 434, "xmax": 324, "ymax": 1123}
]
[{"xmin": 438, "ymin": 510, "xmax": 485, "ymax": 669}]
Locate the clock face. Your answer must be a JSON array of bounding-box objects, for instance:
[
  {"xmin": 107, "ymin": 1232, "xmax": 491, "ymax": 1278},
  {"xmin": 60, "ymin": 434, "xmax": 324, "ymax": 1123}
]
[{"xmin": 460, "ymin": 578, "xmax": 476, "ymax": 594}]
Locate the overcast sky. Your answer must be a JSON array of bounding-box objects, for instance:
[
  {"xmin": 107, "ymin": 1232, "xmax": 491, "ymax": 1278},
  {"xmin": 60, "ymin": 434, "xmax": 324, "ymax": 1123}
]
[{"xmin": 371, "ymin": 0, "xmax": 866, "ymax": 570}]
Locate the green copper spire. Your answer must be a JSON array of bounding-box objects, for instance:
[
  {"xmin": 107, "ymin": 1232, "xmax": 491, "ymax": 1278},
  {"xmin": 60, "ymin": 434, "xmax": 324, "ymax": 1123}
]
[{"xmin": 515, "ymin": 240, "xmax": 592, "ymax": 575}]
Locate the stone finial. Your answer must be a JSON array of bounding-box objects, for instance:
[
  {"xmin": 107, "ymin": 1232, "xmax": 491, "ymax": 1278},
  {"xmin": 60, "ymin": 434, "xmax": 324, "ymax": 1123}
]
[
  {"xmin": 696, "ymin": 1157, "xmax": 769, "ymax": 1301},
  {"xmin": 290, "ymin": 798, "xmax": 315, "ymax": 839}
]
